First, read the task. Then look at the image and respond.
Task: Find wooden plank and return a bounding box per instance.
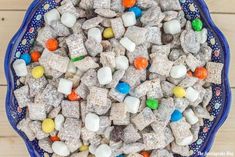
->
[211,14,235,86]
[0,11,26,85]
[0,0,32,10]
[206,0,235,13]
[0,86,17,136]
[0,0,234,13]
[0,137,29,157]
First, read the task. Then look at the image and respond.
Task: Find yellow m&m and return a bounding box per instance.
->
[42,118,55,133]
[32,66,44,79]
[103,28,114,39]
[173,86,186,98]
[79,145,89,151]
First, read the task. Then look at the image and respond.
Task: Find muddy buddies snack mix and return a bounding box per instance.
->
[13,0,224,156]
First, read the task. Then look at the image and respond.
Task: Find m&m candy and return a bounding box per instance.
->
[134,56,148,70]
[79,145,89,151]
[46,38,58,51]
[192,18,203,31]
[116,82,131,94]
[31,66,45,79]
[173,86,186,98]
[140,151,150,157]
[67,90,80,101]
[31,51,41,62]
[146,98,159,110]
[42,118,55,133]
[171,110,183,122]
[20,53,31,65]
[122,0,136,8]
[50,135,60,142]
[103,28,114,39]
[194,67,208,80]
[129,6,142,18]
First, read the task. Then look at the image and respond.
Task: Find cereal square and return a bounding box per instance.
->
[58,118,81,141]
[28,103,46,121]
[206,62,224,84]
[110,103,127,121]
[143,132,166,150]
[93,0,111,9]
[131,107,156,130]
[61,100,80,119]
[35,84,64,107]
[149,55,174,76]
[14,85,32,108]
[87,86,108,107]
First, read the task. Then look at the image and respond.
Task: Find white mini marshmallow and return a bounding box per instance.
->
[183,108,199,125]
[120,37,136,52]
[95,144,112,157]
[124,96,140,114]
[97,67,112,85]
[61,12,77,28]
[186,87,199,102]
[13,59,28,77]
[58,78,73,95]
[44,9,60,25]
[122,12,136,27]
[115,56,129,70]
[55,114,65,131]
[88,27,102,43]
[85,113,100,132]
[66,61,77,74]
[170,64,187,79]
[52,141,70,156]
[163,19,181,35]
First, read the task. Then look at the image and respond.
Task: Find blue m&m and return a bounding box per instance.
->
[128,6,142,18]
[116,154,125,157]
[171,109,183,122]
[20,53,31,65]
[115,82,131,94]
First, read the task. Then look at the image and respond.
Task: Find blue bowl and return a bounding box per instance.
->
[4,0,231,156]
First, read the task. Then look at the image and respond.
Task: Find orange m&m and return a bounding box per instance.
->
[122,0,136,8]
[50,135,60,142]
[46,38,58,51]
[194,67,208,80]
[140,151,150,157]
[31,51,41,62]
[134,56,148,70]
[68,90,80,101]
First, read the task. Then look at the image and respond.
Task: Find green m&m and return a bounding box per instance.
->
[146,98,159,110]
[192,18,203,31]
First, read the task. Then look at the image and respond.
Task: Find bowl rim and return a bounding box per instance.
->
[193,0,231,156]
[4,0,231,157]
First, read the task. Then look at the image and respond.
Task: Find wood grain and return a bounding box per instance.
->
[206,0,235,13]
[0,86,17,136]
[0,137,28,157]
[0,0,32,10]
[0,11,26,85]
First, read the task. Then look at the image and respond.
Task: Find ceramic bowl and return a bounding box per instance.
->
[4,0,231,156]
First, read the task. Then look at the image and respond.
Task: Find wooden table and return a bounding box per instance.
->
[0,0,234,156]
